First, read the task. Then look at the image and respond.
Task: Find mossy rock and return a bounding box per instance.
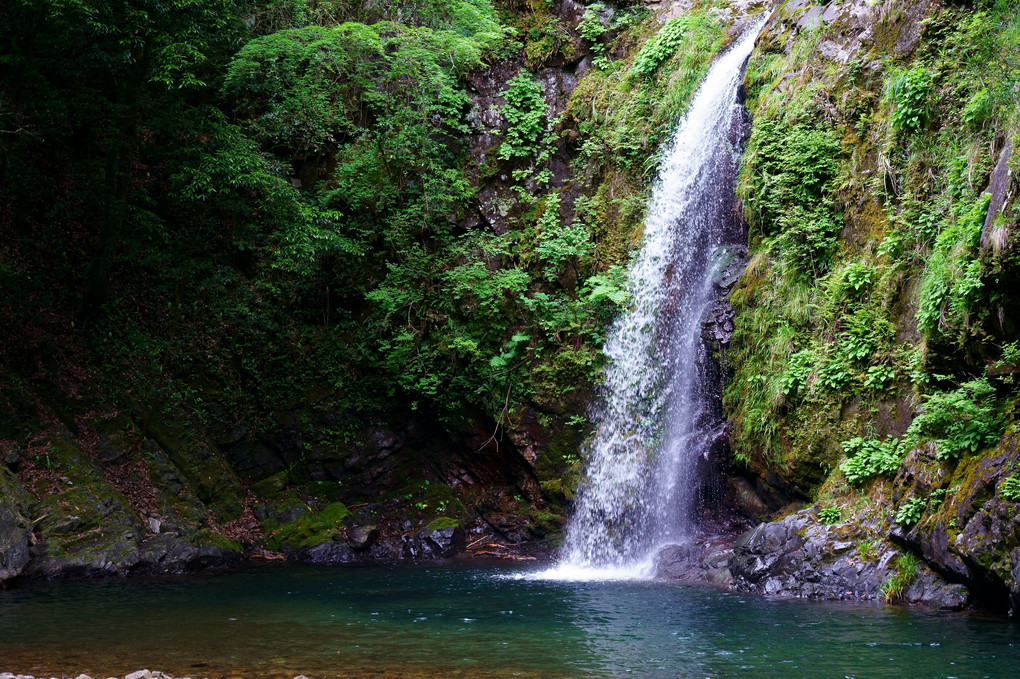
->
[265,501,352,551]
[252,471,289,498]
[143,405,245,520]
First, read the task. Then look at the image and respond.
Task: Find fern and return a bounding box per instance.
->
[631,17,691,78]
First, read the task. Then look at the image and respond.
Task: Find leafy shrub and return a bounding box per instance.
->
[817,358,853,391]
[864,364,897,391]
[840,436,905,484]
[895,497,926,526]
[498,73,549,161]
[579,4,608,46]
[839,310,890,362]
[534,194,593,281]
[818,506,842,524]
[773,206,842,279]
[631,17,690,78]
[994,341,1020,369]
[843,261,876,294]
[999,476,1020,501]
[905,377,1003,459]
[886,67,935,133]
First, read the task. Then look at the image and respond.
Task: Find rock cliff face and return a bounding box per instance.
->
[721,0,1020,615]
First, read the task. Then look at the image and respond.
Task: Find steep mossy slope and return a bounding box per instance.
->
[727,0,1020,613]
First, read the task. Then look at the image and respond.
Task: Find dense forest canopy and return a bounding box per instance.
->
[0,0,633,438]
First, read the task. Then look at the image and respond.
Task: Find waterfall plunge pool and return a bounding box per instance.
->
[1,562,1017,678]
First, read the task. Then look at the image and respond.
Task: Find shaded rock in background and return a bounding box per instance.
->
[0,467,31,581]
[420,525,467,558]
[349,524,378,551]
[300,540,355,564]
[655,535,735,588]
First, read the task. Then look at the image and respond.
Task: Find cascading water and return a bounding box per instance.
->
[544,18,765,579]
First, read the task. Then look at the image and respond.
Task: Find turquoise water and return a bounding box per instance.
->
[1,563,1017,678]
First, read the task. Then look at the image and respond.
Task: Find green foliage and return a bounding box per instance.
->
[881,552,918,603]
[498,73,550,162]
[840,436,905,484]
[906,378,1003,459]
[631,17,690,78]
[424,516,460,531]
[818,506,842,524]
[740,120,843,278]
[895,497,926,526]
[780,349,816,396]
[864,364,898,391]
[566,8,723,175]
[997,342,1020,368]
[916,194,991,341]
[838,310,892,362]
[224,25,384,153]
[841,261,877,295]
[725,0,1020,506]
[1000,476,1020,501]
[535,194,593,281]
[962,87,995,131]
[886,67,935,133]
[265,502,352,550]
[817,357,853,391]
[579,4,608,48]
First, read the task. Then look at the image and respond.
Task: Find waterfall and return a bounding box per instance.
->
[544,18,765,579]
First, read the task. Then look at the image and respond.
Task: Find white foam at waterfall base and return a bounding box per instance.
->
[515,557,656,582]
[534,17,767,583]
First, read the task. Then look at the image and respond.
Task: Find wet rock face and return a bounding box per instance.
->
[654,534,738,588]
[982,138,1014,249]
[728,509,969,610]
[1011,554,1020,618]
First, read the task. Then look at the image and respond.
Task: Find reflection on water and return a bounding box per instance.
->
[1,563,1018,678]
